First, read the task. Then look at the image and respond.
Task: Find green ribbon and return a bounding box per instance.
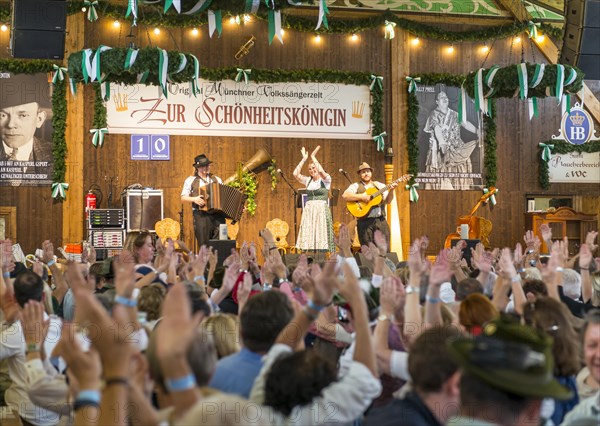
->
[91,45,111,83]
[159,49,169,97]
[458,84,467,126]
[208,10,222,38]
[373,131,386,152]
[538,143,554,162]
[484,65,500,95]
[315,0,329,30]
[81,49,93,83]
[528,97,538,120]
[517,63,528,100]
[561,94,571,115]
[183,0,213,15]
[69,77,77,97]
[189,54,200,96]
[235,68,252,85]
[370,75,383,91]
[124,48,138,70]
[530,64,545,88]
[137,70,149,84]
[83,1,98,22]
[482,187,498,206]
[126,0,138,26]
[564,67,577,87]
[527,21,540,39]
[405,76,420,93]
[405,183,419,203]
[90,128,108,147]
[268,10,283,45]
[164,0,181,13]
[245,0,260,13]
[101,81,111,101]
[384,21,396,39]
[51,182,69,200]
[52,64,67,85]
[474,68,487,115]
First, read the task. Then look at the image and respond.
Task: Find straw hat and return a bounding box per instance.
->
[356,162,372,173]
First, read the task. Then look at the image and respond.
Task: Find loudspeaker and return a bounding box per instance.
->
[561,0,600,80]
[11,0,66,59]
[450,239,481,269]
[10,29,65,59]
[206,240,236,267]
[12,0,67,31]
[123,190,164,232]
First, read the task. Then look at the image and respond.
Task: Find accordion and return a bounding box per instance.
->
[200,183,247,222]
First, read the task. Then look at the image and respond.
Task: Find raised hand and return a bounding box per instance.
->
[540,223,552,244]
[429,250,453,287]
[41,240,55,264]
[379,276,405,315]
[513,242,525,270]
[310,145,321,161]
[114,250,136,298]
[407,238,426,276]
[445,242,464,270]
[291,254,310,288]
[54,323,102,392]
[471,244,493,273]
[497,248,517,280]
[524,230,541,252]
[334,223,352,256]
[585,230,598,254]
[21,300,49,350]
[300,147,309,161]
[305,259,339,306]
[373,230,388,255]
[579,244,593,269]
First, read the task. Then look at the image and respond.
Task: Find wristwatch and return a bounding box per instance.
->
[405,285,419,294]
[377,313,395,322]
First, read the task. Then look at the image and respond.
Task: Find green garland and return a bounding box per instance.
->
[68,48,384,141]
[0,59,67,186]
[267,159,279,191]
[0,2,554,42]
[227,168,258,216]
[407,74,498,187]
[92,84,107,131]
[538,139,600,189]
[465,64,584,99]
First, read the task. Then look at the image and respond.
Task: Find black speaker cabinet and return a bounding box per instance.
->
[450,239,481,269]
[10,29,65,59]
[207,240,237,267]
[567,0,600,28]
[12,0,67,31]
[122,190,164,233]
[561,0,600,80]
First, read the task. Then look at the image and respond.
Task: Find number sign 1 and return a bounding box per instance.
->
[131,135,170,160]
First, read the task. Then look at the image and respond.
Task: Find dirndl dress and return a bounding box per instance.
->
[296,182,335,252]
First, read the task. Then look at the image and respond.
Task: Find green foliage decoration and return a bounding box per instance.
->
[227,167,258,216]
[0,59,68,186]
[267,159,279,191]
[538,139,600,189]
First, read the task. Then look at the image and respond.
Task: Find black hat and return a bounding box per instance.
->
[193,154,212,168]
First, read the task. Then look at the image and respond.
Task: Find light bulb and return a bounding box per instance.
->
[481,44,489,53]
[243,14,251,23]
[191,28,199,36]
[113,20,121,28]
[411,37,420,46]
[229,17,236,24]
[315,34,322,43]
[515,36,521,43]
[280,29,285,36]
[447,44,454,53]
[536,35,545,42]
[81,7,87,12]
[154,28,160,35]
[351,34,358,41]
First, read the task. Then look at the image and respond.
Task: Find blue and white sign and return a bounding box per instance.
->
[150,135,170,160]
[131,135,150,160]
[554,104,599,145]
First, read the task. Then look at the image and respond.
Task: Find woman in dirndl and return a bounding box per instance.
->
[293,146,335,253]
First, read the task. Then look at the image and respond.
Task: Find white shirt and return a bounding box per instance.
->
[2,139,34,161]
[0,314,63,426]
[299,175,331,190]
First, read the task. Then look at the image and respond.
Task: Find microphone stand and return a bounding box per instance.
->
[340,170,353,185]
[278,171,299,245]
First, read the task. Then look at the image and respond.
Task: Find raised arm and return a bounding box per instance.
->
[310,146,330,181]
[293,147,309,184]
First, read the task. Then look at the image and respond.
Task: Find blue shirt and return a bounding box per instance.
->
[209,348,263,398]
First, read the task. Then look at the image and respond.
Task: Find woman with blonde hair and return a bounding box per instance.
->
[201,313,241,359]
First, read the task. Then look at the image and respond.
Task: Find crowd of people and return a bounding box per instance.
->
[0,221,599,425]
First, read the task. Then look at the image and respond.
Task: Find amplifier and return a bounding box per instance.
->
[122,189,164,232]
[91,230,126,248]
[89,209,125,228]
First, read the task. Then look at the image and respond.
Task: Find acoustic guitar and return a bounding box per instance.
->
[346,174,412,218]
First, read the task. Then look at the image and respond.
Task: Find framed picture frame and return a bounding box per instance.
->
[0,207,16,241]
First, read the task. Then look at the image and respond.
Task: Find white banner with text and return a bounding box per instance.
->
[548,152,600,183]
[106,80,372,139]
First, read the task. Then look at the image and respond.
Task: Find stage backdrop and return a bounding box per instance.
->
[106,80,372,139]
[414,84,485,191]
[0,73,54,187]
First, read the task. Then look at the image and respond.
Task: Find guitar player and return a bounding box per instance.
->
[342,162,399,246]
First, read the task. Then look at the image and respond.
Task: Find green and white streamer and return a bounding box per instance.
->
[517,63,528,100]
[189,54,200,96]
[474,68,487,115]
[137,70,149,84]
[69,78,77,97]
[315,0,329,30]
[384,21,396,40]
[483,65,499,96]
[84,1,98,22]
[159,49,169,97]
[458,85,467,126]
[51,182,69,200]
[530,64,545,88]
[126,0,138,26]
[482,187,497,206]
[561,94,571,115]
[235,68,252,85]
[268,10,283,45]
[564,67,577,86]
[538,143,554,162]
[370,75,383,91]
[90,128,109,147]
[245,0,260,13]
[555,64,565,104]
[527,21,540,39]
[82,49,93,83]
[91,45,112,83]
[405,183,419,203]
[373,131,386,152]
[184,0,213,15]
[208,10,222,38]
[100,81,110,101]
[405,76,420,93]
[164,0,181,13]
[528,97,538,120]
[124,48,138,70]
[52,65,67,85]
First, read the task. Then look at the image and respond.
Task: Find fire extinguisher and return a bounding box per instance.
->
[85,190,97,219]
